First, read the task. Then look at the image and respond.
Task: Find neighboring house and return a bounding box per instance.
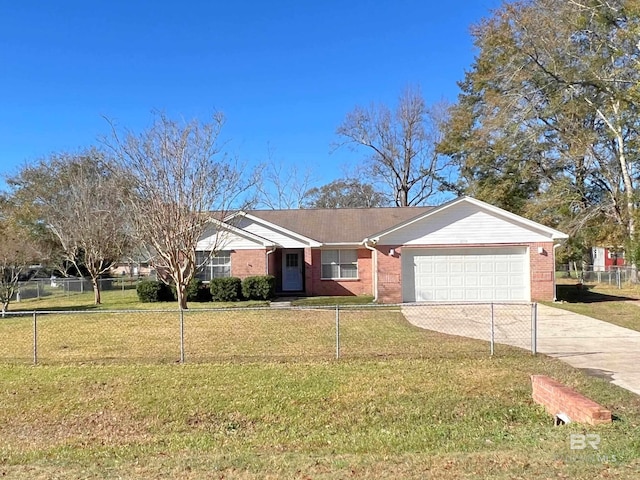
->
[196,196,568,303]
[592,247,625,272]
[110,250,154,277]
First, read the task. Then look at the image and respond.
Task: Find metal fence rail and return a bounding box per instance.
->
[556,265,636,288]
[10,277,144,301]
[0,303,538,365]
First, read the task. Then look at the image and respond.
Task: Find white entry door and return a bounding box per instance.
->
[402,247,529,302]
[282,250,303,291]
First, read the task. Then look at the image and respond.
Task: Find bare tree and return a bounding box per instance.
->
[0,198,44,315]
[254,145,316,209]
[104,111,256,309]
[8,150,131,304]
[336,87,451,206]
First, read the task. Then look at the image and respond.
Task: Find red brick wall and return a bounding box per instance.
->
[529,242,555,301]
[531,375,611,425]
[230,249,267,279]
[306,248,373,297]
[376,245,403,303]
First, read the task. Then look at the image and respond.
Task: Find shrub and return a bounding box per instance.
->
[136,280,175,303]
[210,277,242,302]
[242,275,276,300]
[189,278,212,302]
[171,278,212,302]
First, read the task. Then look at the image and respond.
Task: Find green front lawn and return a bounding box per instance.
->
[2,355,639,479]
[550,283,640,332]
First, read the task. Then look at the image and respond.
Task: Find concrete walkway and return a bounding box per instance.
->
[403,303,640,395]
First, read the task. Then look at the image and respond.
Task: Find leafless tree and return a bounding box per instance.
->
[336,87,451,206]
[0,198,44,315]
[104,111,257,309]
[254,144,316,209]
[7,150,131,305]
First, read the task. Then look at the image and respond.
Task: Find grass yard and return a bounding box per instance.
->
[1,356,639,479]
[551,281,640,332]
[1,286,639,478]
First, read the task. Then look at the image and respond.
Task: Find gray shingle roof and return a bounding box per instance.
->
[248,207,433,244]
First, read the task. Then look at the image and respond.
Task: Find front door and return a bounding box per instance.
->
[282,250,303,291]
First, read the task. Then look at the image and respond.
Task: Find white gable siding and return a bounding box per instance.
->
[236,217,311,248]
[381,203,552,245]
[197,227,266,251]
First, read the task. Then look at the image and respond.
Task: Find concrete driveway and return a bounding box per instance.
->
[403,303,640,395]
[535,304,640,395]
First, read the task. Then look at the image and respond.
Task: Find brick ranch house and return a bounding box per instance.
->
[196,196,568,303]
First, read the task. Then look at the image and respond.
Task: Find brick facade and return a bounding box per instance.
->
[230,249,268,279]
[306,248,373,297]
[376,245,403,303]
[529,241,556,301]
[228,242,558,303]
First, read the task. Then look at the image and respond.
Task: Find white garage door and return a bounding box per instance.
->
[402,247,529,302]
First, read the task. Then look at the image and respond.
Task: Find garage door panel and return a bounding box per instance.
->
[403,247,529,302]
[434,263,448,274]
[450,263,464,274]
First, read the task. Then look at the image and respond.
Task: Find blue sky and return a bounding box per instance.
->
[0,0,502,191]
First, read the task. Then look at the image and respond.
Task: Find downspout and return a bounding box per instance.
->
[363,239,378,302]
[265,246,277,275]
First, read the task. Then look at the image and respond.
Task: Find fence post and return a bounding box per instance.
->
[179,309,185,364]
[490,303,495,356]
[531,303,538,355]
[335,305,340,359]
[33,311,38,365]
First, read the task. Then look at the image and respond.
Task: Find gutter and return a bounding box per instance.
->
[363,238,378,302]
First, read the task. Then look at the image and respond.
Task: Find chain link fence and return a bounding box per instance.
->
[9,277,145,302]
[556,265,636,288]
[0,303,538,365]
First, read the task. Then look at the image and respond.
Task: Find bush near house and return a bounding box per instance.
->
[190,278,213,302]
[136,280,174,303]
[170,278,212,303]
[242,275,275,300]
[210,277,242,302]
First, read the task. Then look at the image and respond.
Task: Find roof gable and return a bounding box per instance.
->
[370,197,568,244]
[197,218,277,250]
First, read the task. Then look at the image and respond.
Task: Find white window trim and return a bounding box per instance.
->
[196,250,231,281]
[321,249,359,280]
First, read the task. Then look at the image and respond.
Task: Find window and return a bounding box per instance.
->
[196,250,231,281]
[321,249,358,279]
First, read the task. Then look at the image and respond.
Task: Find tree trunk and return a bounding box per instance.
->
[92,277,101,305]
[176,283,188,310]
